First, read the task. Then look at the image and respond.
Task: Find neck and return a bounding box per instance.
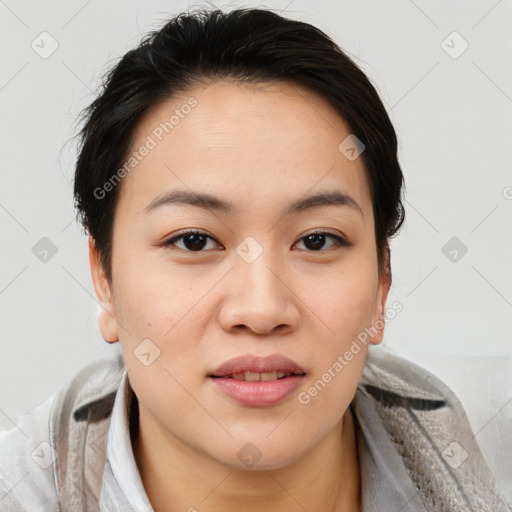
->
[132,403,361,512]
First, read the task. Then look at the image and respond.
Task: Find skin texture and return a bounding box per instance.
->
[89,79,391,512]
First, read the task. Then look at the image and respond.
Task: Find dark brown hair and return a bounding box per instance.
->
[73,7,405,281]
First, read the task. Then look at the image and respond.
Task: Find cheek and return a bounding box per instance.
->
[297,262,377,402]
[110,254,211,386]
[112,257,197,338]
[304,263,378,343]
[297,288,372,430]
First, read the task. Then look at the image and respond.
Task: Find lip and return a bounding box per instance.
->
[208,354,306,407]
[209,354,306,377]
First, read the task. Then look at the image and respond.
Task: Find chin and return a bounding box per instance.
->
[210,438,308,472]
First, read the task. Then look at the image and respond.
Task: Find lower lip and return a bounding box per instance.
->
[208,375,305,407]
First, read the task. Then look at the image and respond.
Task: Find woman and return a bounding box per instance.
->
[0,7,508,512]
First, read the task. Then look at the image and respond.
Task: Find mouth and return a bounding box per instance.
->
[208,353,306,378]
[208,354,306,407]
[209,370,305,381]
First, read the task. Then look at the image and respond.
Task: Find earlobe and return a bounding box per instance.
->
[370,249,392,345]
[370,310,386,345]
[88,237,119,343]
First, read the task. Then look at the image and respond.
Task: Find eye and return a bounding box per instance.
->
[293,231,350,252]
[163,230,220,252]
[162,230,349,253]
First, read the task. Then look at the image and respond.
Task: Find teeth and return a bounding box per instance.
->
[228,371,292,381]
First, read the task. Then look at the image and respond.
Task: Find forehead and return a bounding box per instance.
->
[118,79,372,218]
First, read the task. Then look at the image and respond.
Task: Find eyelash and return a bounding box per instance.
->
[162,229,350,252]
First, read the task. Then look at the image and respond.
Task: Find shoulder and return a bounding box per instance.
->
[0,351,125,511]
[359,344,511,511]
[0,393,60,511]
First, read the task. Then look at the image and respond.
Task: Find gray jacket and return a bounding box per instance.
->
[0,345,509,511]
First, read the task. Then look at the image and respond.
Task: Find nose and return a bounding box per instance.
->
[217,249,300,336]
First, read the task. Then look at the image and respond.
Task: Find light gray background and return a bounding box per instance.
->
[1,0,511,504]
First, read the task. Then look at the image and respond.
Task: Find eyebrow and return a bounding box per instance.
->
[144,189,363,218]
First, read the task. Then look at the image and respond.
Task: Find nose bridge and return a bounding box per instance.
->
[218,235,299,333]
[234,235,284,302]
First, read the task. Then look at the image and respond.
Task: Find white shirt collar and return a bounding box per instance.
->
[104,370,154,511]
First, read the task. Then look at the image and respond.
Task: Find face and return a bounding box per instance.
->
[90,79,390,470]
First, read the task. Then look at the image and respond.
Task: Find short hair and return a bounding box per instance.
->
[73,7,405,282]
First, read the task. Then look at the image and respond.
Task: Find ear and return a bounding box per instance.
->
[89,236,119,343]
[369,247,391,345]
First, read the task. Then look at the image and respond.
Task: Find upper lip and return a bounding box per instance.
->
[209,354,306,377]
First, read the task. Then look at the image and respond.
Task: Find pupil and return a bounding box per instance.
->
[305,234,325,251]
[185,233,207,251]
